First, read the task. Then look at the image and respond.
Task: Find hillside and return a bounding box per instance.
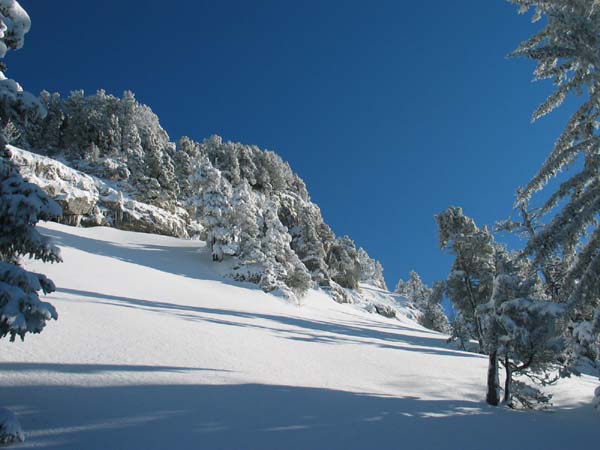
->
[0,222,597,450]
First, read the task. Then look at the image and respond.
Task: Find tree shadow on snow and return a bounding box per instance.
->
[59,288,482,360]
[0,362,229,375]
[3,381,597,450]
[40,227,254,289]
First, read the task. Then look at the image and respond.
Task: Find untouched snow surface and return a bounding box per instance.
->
[0,222,598,449]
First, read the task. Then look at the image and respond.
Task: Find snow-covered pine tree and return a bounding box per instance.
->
[438,208,566,406]
[436,206,496,352]
[326,236,361,290]
[448,311,472,351]
[395,271,430,311]
[290,205,330,287]
[202,135,241,185]
[231,179,265,267]
[395,272,449,333]
[508,0,600,381]
[191,156,236,262]
[0,0,61,343]
[0,142,62,341]
[174,136,200,200]
[0,7,62,442]
[259,200,312,299]
[478,249,566,408]
[35,91,64,154]
[421,281,451,334]
[357,247,387,290]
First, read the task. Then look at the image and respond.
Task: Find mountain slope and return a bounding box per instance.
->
[0,223,597,450]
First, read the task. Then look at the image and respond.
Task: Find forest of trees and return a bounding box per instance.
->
[1,86,387,302]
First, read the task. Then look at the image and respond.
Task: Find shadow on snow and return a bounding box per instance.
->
[61,287,482,360]
[3,381,597,450]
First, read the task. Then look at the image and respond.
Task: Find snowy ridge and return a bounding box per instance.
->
[7,146,404,315]
[0,222,597,450]
[8,146,190,237]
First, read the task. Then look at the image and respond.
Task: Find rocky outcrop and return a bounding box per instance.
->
[374,304,397,319]
[8,146,190,238]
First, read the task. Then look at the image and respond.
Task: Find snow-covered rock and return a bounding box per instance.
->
[7,146,190,237]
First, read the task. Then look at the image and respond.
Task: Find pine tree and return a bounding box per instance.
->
[478,250,566,408]
[0,143,62,341]
[395,271,430,310]
[438,207,566,406]
[0,4,62,442]
[231,179,265,265]
[326,236,361,290]
[0,0,61,344]
[396,272,449,333]
[174,136,200,200]
[290,205,330,286]
[259,200,312,298]
[357,247,387,290]
[191,156,236,262]
[26,90,64,153]
[436,206,496,352]
[508,0,600,386]
[421,281,451,333]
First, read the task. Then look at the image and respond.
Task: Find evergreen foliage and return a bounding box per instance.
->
[0,0,62,344]
[437,206,566,407]
[6,87,387,301]
[395,272,449,333]
[507,0,600,395]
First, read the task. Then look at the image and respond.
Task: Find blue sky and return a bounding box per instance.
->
[12,1,570,290]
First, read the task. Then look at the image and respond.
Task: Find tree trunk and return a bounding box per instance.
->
[486,350,500,406]
[464,275,485,353]
[503,354,512,406]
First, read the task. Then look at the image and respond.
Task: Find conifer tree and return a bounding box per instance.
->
[326,236,361,290]
[259,200,312,297]
[357,247,387,290]
[231,179,265,265]
[508,0,600,380]
[0,0,61,342]
[191,156,236,262]
[290,205,330,286]
[0,3,63,442]
[396,272,449,333]
[438,207,566,406]
[421,281,451,334]
[436,207,496,351]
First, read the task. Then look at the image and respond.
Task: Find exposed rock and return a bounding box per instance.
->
[324,281,352,304]
[374,304,397,319]
[8,146,189,238]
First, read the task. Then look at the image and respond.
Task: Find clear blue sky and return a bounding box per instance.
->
[12,0,570,290]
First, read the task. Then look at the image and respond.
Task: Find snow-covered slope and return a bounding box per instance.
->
[0,223,598,450]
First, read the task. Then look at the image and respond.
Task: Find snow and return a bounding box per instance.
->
[0,0,31,56]
[0,222,598,449]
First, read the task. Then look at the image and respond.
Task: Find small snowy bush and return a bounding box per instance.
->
[0,408,24,444]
